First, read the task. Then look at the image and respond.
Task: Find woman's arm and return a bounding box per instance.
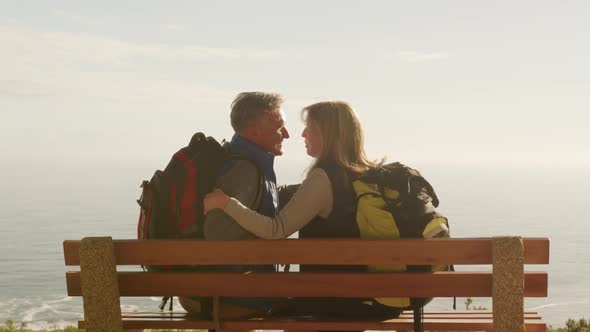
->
[223,168,333,239]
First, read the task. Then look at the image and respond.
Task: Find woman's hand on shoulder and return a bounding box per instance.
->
[203,188,231,214]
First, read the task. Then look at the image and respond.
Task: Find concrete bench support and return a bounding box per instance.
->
[80,237,123,332]
[493,236,524,332]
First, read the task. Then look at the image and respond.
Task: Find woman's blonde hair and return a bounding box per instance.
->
[303,101,380,174]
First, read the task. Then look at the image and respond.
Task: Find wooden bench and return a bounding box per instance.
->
[63,237,549,331]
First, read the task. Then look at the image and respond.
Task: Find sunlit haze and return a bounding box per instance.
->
[2,1,589,178]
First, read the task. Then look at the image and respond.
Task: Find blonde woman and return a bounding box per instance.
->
[204,101,402,318]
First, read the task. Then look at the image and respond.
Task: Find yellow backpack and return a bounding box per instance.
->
[352,162,451,309]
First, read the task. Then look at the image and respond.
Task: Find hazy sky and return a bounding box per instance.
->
[2,1,589,174]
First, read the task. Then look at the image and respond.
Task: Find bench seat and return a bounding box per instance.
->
[77,310,547,331]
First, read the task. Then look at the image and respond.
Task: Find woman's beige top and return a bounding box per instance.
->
[223,168,333,239]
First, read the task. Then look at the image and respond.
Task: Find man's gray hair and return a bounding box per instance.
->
[230,92,284,133]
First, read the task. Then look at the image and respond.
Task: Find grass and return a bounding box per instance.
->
[0,320,205,332]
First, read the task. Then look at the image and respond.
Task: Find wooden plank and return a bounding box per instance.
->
[66,271,548,297]
[64,238,550,266]
[402,311,541,317]
[524,237,550,264]
[119,311,543,320]
[79,317,547,332]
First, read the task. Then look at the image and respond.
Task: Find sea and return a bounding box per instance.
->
[1,159,588,329]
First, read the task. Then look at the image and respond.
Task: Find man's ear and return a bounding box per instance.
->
[241,123,260,141]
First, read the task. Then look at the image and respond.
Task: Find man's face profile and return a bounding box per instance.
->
[253,111,290,156]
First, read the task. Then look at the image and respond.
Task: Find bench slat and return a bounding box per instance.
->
[66,271,548,297]
[119,311,543,320]
[63,238,549,266]
[79,317,547,332]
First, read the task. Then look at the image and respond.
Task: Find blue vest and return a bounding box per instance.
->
[218,134,278,312]
[226,134,279,218]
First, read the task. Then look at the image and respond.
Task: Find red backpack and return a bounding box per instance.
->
[137,132,265,311]
[137,132,229,242]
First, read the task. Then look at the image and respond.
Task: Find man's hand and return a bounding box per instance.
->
[203,188,231,214]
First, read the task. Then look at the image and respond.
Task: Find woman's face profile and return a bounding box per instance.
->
[302,119,322,158]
